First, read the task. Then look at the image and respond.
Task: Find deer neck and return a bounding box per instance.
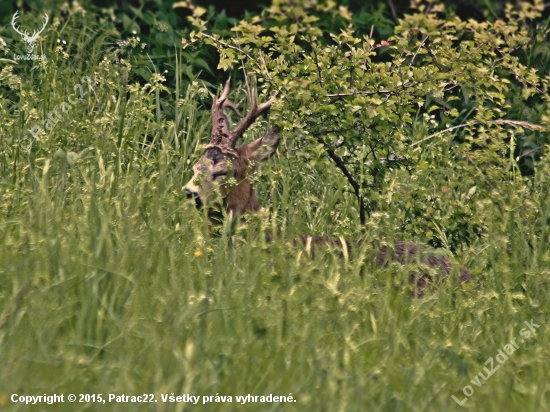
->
[227,179,259,216]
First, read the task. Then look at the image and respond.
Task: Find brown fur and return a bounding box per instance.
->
[294,235,472,296]
[226,149,260,215]
[184,82,472,296]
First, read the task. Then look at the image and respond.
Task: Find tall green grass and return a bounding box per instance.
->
[1,5,550,412]
[1,159,550,411]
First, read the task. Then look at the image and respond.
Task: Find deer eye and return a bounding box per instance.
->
[212,171,227,179]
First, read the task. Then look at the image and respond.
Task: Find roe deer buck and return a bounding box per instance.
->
[183,80,471,295]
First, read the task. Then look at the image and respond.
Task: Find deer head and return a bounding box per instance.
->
[183,80,279,223]
[11,11,49,55]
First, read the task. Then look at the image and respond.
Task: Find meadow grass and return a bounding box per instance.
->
[1,6,550,412]
[1,157,549,412]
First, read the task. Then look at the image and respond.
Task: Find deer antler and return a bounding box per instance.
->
[210,79,277,147]
[11,11,27,37]
[210,79,243,146]
[11,12,48,40]
[228,85,277,147]
[31,14,49,39]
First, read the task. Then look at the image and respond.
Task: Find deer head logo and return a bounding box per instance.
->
[11,11,49,55]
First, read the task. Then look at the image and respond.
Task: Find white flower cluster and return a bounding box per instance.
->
[117,36,146,50]
[0,37,8,53]
[54,39,69,59]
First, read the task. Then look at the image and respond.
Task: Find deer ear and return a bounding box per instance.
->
[242,126,280,162]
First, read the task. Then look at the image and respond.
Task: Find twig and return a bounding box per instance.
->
[327,90,393,98]
[468,154,498,191]
[313,134,366,224]
[411,120,548,148]
[410,35,429,67]
[411,123,472,147]
[493,119,547,131]
[387,0,398,21]
[200,33,263,72]
[306,33,323,87]
[326,81,423,98]
[518,145,545,159]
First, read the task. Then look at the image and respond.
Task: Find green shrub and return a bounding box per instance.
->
[187,0,550,248]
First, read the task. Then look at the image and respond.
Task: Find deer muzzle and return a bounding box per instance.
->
[185,188,203,209]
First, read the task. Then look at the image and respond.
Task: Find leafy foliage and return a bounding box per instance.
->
[187,0,550,243]
[1,1,550,411]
